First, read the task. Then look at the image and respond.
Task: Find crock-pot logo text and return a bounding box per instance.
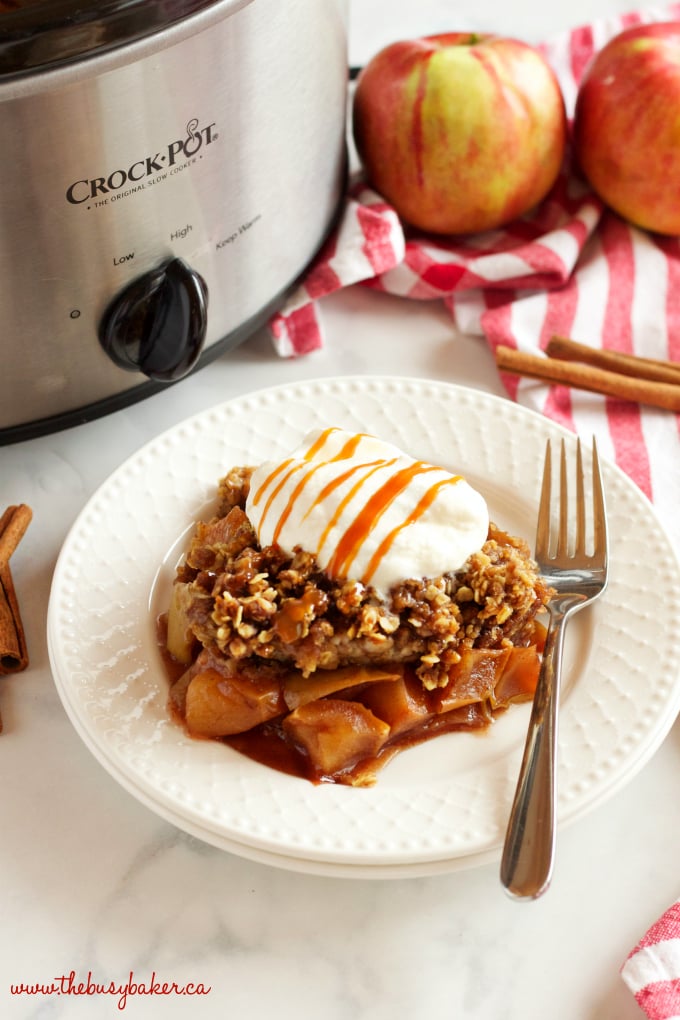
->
[65,118,217,205]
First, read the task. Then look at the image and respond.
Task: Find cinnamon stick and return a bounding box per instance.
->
[548,335,680,385]
[0,567,25,673]
[0,504,33,676]
[495,345,680,412]
[0,504,32,568]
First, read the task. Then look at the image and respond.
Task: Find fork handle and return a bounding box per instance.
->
[500,603,570,899]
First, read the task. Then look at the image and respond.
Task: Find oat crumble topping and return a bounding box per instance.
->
[175,466,551,691]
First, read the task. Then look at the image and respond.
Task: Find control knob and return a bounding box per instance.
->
[98,257,208,382]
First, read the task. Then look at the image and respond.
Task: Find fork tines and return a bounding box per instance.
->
[537,437,608,566]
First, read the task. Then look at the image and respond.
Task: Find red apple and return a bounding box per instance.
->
[352,33,567,236]
[573,22,680,235]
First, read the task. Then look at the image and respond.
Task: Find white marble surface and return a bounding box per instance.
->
[2,2,680,1018]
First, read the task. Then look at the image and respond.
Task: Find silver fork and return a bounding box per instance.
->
[500,437,609,900]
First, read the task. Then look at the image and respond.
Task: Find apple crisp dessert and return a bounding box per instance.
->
[162,428,550,786]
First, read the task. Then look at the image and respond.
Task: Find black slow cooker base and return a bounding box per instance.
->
[0,284,290,447]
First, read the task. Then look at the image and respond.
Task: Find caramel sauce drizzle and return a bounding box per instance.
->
[251,427,464,587]
[270,431,371,546]
[362,475,461,586]
[325,461,441,581]
[314,459,397,568]
[251,428,338,531]
[251,459,289,507]
[253,429,367,540]
[254,459,296,529]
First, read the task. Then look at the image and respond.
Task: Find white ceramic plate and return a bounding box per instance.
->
[47,376,680,878]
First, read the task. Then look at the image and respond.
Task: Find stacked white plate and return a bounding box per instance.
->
[47,377,680,878]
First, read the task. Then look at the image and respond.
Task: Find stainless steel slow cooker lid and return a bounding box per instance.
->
[0,0,227,75]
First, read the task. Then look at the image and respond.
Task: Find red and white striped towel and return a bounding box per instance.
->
[268,4,680,560]
[621,900,680,1019]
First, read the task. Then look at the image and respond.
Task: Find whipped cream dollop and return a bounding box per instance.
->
[245,427,489,598]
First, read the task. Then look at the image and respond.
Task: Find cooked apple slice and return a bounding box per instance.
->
[185,668,285,737]
[282,664,402,710]
[356,674,433,737]
[490,646,540,707]
[166,582,196,664]
[433,649,511,713]
[282,699,389,778]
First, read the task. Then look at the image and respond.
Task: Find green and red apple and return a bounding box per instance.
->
[352,33,567,235]
[573,22,680,235]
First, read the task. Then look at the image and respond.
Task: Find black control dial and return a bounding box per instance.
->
[98,257,209,382]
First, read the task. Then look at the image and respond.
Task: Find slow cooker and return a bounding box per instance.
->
[0,0,349,443]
